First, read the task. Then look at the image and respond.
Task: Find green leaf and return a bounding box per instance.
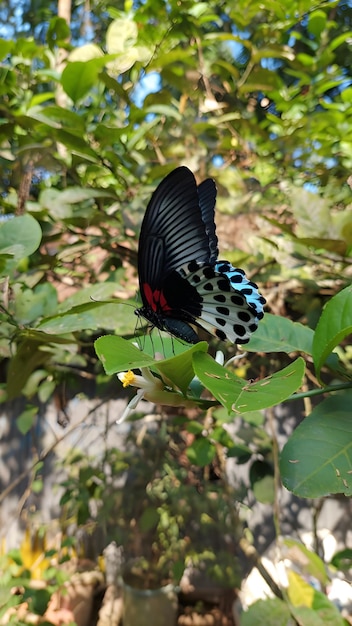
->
[61,57,108,102]
[55,283,128,312]
[238,67,282,92]
[330,548,352,571]
[249,461,275,504]
[156,342,208,394]
[307,10,327,38]
[139,507,159,532]
[27,105,86,131]
[328,31,352,52]
[246,313,313,354]
[7,339,51,400]
[313,285,352,381]
[296,237,347,255]
[16,406,38,435]
[14,283,58,324]
[38,185,115,219]
[37,301,135,335]
[240,598,294,626]
[95,335,208,395]
[0,215,42,275]
[186,420,205,435]
[134,335,190,360]
[192,353,305,413]
[94,335,154,374]
[0,38,13,60]
[186,437,216,467]
[280,392,352,497]
[192,352,244,411]
[46,16,71,49]
[296,52,315,66]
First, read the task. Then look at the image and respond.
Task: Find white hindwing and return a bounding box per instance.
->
[177,260,265,344]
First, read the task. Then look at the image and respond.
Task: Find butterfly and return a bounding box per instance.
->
[135,166,266,344]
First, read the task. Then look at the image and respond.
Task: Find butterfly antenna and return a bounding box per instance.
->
[135,308,150,349]
[155,327,167,359]
[90,295,136,308]
[150,328,158,357]
[170,334,176,357]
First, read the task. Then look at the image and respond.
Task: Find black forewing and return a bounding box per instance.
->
[197,178,218,264]
[138,167,213,297]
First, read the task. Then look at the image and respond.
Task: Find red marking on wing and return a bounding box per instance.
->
[143,283,172,313]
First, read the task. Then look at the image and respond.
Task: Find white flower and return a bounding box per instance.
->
[117,367,195,424]
[117,367,163,424]
[118,367,162,392]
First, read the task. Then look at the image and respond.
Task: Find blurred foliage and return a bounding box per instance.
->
[1,0,351,403]
[1,0,352,622]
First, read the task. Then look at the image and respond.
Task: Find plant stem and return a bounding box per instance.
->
[238,537,283,600]
[288,382,352,401]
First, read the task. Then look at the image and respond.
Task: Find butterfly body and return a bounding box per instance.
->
[136,167,265,344]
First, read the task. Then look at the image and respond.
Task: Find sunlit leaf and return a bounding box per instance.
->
[283,539,329,585]
[68,43,104,62]
[192,352,305,413]
[287,571,345,626]
[106,19,138,53]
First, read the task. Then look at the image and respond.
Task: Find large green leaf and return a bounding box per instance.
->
[280,393,352,497]
[246,313,313,355]
[192,352,305,413]
[313,285,352,381]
